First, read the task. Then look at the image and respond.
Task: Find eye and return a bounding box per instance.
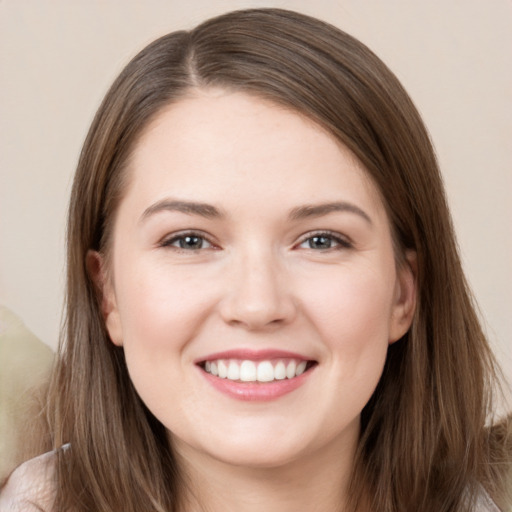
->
[297,231,352,251]
[161,232,215,251]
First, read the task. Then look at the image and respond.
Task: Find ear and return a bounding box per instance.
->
[389,250,417,344]
[86,250,124,346]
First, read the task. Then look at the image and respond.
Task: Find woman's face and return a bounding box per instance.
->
[95,89,415,470]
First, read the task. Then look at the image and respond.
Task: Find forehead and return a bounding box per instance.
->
[122,89,387,222]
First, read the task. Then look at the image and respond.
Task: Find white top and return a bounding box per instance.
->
[0,451,56,511]
[0,451,503,511]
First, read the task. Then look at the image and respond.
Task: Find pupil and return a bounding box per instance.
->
[180,236,202,249]
[310,236,331,249]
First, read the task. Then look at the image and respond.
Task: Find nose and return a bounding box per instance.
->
[219,250,297,331]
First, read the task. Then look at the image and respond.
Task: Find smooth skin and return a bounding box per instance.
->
[89,89,416,511]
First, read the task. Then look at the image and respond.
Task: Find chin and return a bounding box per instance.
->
[169,419,315,470]
[204,438,309,470]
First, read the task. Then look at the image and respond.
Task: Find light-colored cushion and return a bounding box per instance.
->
[0,306,54,482]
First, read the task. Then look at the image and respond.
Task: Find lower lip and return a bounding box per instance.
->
[199,366,315,401]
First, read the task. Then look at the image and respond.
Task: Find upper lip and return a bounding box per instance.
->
[195,349,315,364]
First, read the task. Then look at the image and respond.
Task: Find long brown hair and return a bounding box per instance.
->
[45,8,510,511]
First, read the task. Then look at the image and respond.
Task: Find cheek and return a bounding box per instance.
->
[115,259,215,348]
[311,270,394,417]
[112,264,210,427]
[111,260,224,412]
[305,265,395,343]
[300,263,395,393]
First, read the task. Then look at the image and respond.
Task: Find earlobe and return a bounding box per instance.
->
[86,250,124,346]
[389,250,417,344]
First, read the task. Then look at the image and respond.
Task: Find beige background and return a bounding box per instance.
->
[1,1,511,390]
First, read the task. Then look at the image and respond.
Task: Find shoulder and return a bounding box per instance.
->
[0,450,56,512]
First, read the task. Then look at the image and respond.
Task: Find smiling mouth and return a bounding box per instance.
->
[198,358,317,383]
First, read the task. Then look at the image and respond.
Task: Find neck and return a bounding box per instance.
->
[172,421,362,512]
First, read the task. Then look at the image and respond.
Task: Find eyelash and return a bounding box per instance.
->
[296,231,353,251]
[160,230,352,252]
[159,231,217,251]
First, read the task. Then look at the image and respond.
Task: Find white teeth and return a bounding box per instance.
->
[203,358,311,382]
[240,360,257,382]
[286,360,296,379]
[274,361,286,380]
[256,361,274,382]
[218,360,228,378]
[296,361,307,376]
[227,361,240,380]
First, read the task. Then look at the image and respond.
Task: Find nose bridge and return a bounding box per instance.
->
[220,242,295,329]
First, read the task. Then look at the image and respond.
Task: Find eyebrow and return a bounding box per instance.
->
[140,198,372,225]
[289,202,372,224]
[140,199,223,222]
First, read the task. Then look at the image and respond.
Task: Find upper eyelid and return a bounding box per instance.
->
[158,229,352,248]
[295,230,352,245]
[159,230,217,247]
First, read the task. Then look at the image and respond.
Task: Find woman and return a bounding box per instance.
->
[1,8,510,512]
